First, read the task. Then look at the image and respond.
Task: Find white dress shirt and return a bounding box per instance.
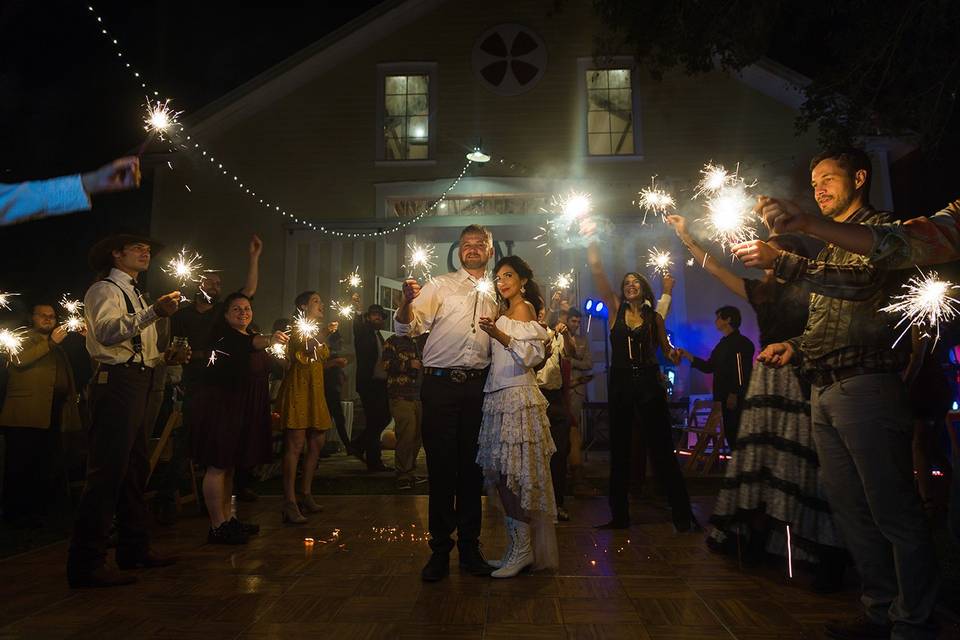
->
[85,268,162,367]
[394,268,498,369]
[536,329,564,391]
[484,316,547,393]
[0,175,90,226]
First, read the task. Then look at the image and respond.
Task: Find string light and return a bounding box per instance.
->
[85,4,476,239]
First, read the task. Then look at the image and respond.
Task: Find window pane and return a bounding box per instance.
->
[408,116,428,141]
[587,90,611,112]
[609,110,632,133]
[407,94,428,116]
[385,95,406,117]
[608,68,631,89]
[587,111,610,134]
[586,70,608,90]
[407,142,429,159]
[385,75,407,95]
[588,133,611,155]
[613,131,634,155]
[385,136,406,160]
[407,74,429,94]
[609,89,631,111]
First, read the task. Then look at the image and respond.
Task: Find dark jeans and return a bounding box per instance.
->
[354,380,391,466]
[721,405,743,447]
[811,373,938,637]
[325,388,348,449]
[420,373,486,553]
[542,388,569,509]
[68,365,154,576]
[2,424,60,521]
[608,371,692,527]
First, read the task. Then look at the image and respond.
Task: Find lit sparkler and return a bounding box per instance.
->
[634,176,676,223]
[162,248,205,287]
[403,243,436,280]
[881,270,960,347]
[647,248,673,277]
[0,292,20,311]
[206,338,229,367]
[534,190,594,255]
[142,98,182,141]
[700,182,758,249]
[64,316,85,333]
[59,295,83,317]
[266,342,287,359]
[686,258,695,267]
[330,301,356,319]
[552,270,575,291]
[340,267,362,290]
[693,162,735,199]
[292,310,320,342]
[0,327,27,362]
[471,274,497,333]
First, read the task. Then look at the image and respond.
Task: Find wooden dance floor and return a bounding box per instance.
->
[0,495,864,639]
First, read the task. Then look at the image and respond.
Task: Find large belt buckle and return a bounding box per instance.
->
[450,369,467,384]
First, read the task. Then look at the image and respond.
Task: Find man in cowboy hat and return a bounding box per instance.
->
[66,232,184,588]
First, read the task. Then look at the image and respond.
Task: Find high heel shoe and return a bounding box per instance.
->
[298,494,323,513]
[281,501,307,524]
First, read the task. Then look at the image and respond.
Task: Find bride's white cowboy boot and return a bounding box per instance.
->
[488,515,515,569]
[491,517,533,578]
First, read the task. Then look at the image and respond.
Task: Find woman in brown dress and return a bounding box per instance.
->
[191,292,288,544]
[276,291,334,524]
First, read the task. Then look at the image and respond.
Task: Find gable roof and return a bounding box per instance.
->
[188,0,810,137]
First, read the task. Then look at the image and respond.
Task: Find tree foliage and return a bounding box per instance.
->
[591,0,960,152]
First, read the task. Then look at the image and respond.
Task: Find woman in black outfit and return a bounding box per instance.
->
[587,242,696,531]
[190,292,288,544]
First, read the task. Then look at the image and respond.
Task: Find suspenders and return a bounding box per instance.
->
[101,278,145,368]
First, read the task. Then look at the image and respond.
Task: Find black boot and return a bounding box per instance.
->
[812,546,847,594]
[458,544,494,576]
[421,551,450,582]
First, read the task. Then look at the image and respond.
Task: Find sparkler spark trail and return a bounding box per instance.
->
[266,342,287,359]
[340,267,362,290]
[330,301,356,319]
[647,248,673,277]
[699,182,758,250]
[64,316,85,333]
[552,270,575,291]
[142,98,182,140]
[634,176,676,224]
[60,295,83,317]
[206,338,229,368]
[0,327,27,362]
[881,270,960,347]
[534,190,594,255]
[292,310,320,342]
[0,292,20,311]
[474,275,496,300]
[162,248,205,287]
[693,162,735,199]
[403,244,436,280]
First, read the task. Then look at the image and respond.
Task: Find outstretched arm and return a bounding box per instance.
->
[586,241,620,325]
[667,215,746,299]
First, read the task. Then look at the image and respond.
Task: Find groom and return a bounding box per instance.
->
[394,224,499,582]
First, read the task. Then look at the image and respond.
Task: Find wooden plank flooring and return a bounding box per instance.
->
[0,496,865,639]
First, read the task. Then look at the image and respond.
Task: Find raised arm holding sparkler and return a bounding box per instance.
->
[667,215,747,299]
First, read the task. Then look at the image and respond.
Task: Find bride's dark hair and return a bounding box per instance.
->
[492,255,543,316]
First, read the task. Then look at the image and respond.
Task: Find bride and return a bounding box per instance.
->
[476,255,559,578]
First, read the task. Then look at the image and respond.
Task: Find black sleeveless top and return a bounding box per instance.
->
[610,301,660,369]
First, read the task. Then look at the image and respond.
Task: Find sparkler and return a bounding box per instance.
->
[64,316,85,333]
[881,270,960,347]
[0,327,27,362]
[142,98,182,141]
[686,258,695,267]
[700,182,758,250]
[786,524,794,579]
[162,248,205,287]
[403,243,436,280]
[59,295,83,317]
[634,176,676,224]
[0,292,20,311]
[646,248,673,277]
[552,270,575,291]
[292,310,320,342]
[471,274,497,333]
[266,342,287,359]
[534,190,594,255]
[330,301,356,319]
[206,343,229,367]
[340,267,362,290]
[693,162,735,199]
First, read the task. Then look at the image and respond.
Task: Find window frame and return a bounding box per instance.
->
[577,57,644,161]
[376,62,439,166]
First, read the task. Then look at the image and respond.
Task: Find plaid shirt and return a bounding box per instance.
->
[382,333,427,400]
[867,199,960,269]
[775,206,910,375]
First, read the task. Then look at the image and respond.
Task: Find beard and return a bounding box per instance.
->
[819,191,855,219]
[461,254,488,270]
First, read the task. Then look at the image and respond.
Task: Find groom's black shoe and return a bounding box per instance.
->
[421,552,450,582]
[458,545,494,577]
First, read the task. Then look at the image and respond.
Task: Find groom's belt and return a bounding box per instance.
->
[423,367,488,383]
